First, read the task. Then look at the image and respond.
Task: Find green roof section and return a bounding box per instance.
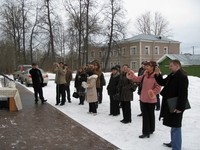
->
[157,54,200,66]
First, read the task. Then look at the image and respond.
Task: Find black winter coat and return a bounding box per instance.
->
[29,68,43,87]
[155,69,189,127]
[107,73,120,96]
[118,72,137,102]
[74,72,87,96]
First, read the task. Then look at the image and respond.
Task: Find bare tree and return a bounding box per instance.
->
[45,0,55,61]
[135,11,171,36]
[17,0,32,63]
[0,0,21,65]
[63,0,100,67]
[29,5,40,63]
[63,0,82,67]
[0,0,34,66]
[101,0,126,71]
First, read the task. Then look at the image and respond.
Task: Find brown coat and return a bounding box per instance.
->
[65,69,72,86]
[94,69,102,88]
[85,74,98,103]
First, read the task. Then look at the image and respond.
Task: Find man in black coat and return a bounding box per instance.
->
[29,63,47,104]
[154,59,189,150]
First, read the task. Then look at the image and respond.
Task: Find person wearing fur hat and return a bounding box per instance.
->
[127,61,161,139]
[107,66,120,116]
[82,70,98,115]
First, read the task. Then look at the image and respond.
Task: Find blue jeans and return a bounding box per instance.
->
[171,127,182,150]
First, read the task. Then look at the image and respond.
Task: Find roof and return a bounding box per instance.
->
[157,54,200,66]
[121,34,180,43]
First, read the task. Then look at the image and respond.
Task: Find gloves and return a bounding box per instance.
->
[82,81,88,88]
[148,89,156,99]
[126,70,135,79]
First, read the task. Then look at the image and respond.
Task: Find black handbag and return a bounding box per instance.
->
[167,97,191,113]
[72,92,79,98]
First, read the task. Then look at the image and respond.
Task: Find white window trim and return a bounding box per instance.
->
[130,46,137,55]
[121,48,126,56]
[155,46,160,55]
[130,61,137,69]
[91,51,95,58]
[164,47,168,54]
[145,46,150,55]
[99,51,102,58]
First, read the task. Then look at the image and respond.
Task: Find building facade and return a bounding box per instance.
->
[89,34,180,71]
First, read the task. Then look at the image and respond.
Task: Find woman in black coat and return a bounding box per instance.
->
[74,67,87,105]
[154,59,189,150]
[118,64,137,124]
[107,66,120,116]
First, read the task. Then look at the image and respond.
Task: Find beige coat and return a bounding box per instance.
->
[54,67,66,84]
[85,74,98,103]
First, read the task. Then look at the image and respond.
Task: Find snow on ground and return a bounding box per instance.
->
[13,73,200,150]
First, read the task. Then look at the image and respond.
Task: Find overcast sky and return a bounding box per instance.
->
[124,0,200,54]
[1,0,199,54]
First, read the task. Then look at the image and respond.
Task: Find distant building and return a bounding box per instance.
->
[157,54,200,77]
[88,34,180,71]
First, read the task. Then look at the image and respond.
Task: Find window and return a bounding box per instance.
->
[130,61,137,69]
[117,49,121,57]
[121,48,126,56]
[91,51,95,58]
[110,51,113,57]
[130,46,137,55]
[145,46,150,55]
[113,50,117,57]
[164,47,168,54]
[155,46,159,55]
[98,51,101,58]
[101,62,105,69]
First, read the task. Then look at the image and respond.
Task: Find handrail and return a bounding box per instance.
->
[0,74,14,87]
[0,74,14,81]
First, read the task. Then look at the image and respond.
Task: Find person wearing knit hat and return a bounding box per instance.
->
[115,65,121,73]
[111,66,118,71]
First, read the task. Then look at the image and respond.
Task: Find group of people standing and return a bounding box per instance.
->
[30,59,189,150]
[74,60,106,115]
[82,59,189,150]
[127,59,189,150]
[107,64,137,124]
[53,62,72,106]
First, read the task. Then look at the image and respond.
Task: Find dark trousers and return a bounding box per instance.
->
[121,101,131,122]
[65,85,71,102]
[110,95,120,115]
[56,84,66,104]
[139,100,143,114]
[89,102,97,113]
[79,96,85,104]
[33,85,44,101]
[97,87,103,103]
[141,102,156,135]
